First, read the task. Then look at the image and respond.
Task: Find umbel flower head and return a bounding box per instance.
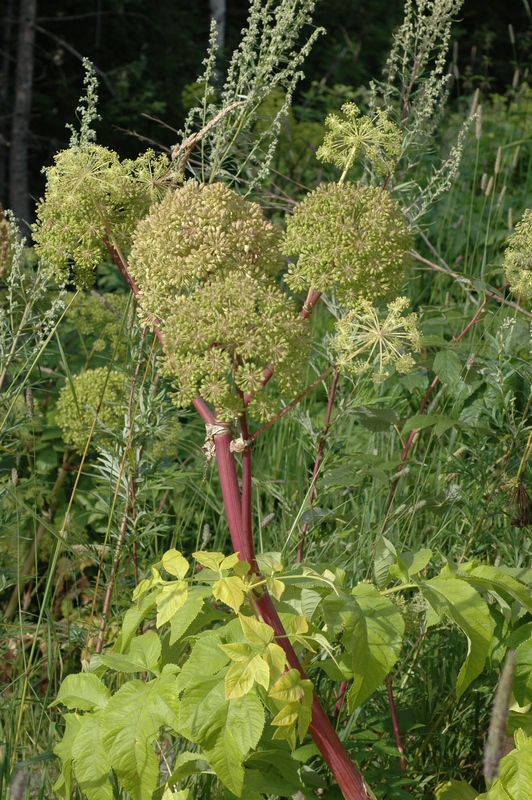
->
[33,145,173,288]
[317,102,403,178]
[283,182,413,306]
[334,296,422,381]
[129,182,310,422]
[56,367,125,452]
[503,208,532,299]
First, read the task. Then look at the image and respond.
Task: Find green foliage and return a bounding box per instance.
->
[504,208,532,300]
[283,182,413,304]
[56,367,126,452]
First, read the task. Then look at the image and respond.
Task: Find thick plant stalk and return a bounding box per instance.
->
[214,430,370,800]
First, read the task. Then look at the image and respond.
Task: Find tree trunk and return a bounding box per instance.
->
[9,0,37,229]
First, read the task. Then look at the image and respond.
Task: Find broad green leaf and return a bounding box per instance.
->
[116,591,158,653]
[193,551,226,570]
[347,584,404,711]
[51,673,110,711]
[264,642,288,683]
[53,713,82,798]
[435,778,479,799]
[212,575,247,611]
[203,728,245,796]
[401,414,441,435]
[322,593,360,636]
[156,581,188,627]
[269,669,305,702]
[169,586,207,645]
[99,632,161,675]
[271,702,299,728]
[515,640,532,705]
[227,691,265,755]
[162,789,192,800]
[420,577,493,698]
[433,349,462,384]
[479,730,532,799]
[239,614,274,647]
[390,548,432,583]
[373,536,397,589]
[162,549,189,579]
[99,675,180,800]
[266,575,285,600]
[221,552,243,571]
[176,633,229,692]
[71,714,112,800]
[352,405,399,432]
[166,751,212,783]
[225,654,270,698]
[459,564,532,614]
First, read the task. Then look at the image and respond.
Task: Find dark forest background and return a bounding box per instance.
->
[1,0,530,231]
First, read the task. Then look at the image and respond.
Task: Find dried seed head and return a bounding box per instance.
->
[509,482,532,528]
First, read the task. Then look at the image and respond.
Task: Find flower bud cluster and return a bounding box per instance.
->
[283,182,413,305]
[33,145,172,288]
[128,182,310,421]
[503,208,532,299]
[56,367,126,452]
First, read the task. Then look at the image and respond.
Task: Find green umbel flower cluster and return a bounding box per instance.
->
[33,145,173,288]
[56,368,125,452]
[283,182,413,305]
[129,182,310,421]
[316,103,403,178]
[503,209,532,299]
[334,296,422,382]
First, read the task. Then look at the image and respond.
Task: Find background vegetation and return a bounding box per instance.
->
[3,0,532,799]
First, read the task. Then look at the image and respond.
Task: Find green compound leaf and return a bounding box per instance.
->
[71,713,112,800]
[203,728,245,796]
[99,675,180,800]
[420,576,493,699]
[156,580,188,627]
[98,632,161,675]
[239,614,274,647]
[162,549,189,580]
[346,584,404,711]
[51,673,110,711]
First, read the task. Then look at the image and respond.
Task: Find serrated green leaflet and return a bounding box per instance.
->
[162,549,189,579]
[225,653,270,698]
[203,728,245,796]
[176,633,229,692]
[116,591,158,653]
[347,584,404,711]
[239,613,274,646]
[212,575,247,611]
[71,714,112,800]
[169,586,207,644]
[156,580,188,626]
[420,576,493,698]
[99,675,180,800]
[193,551,226,570]
[51,673,110,711]
[458,564,532,614]
[373,536,397,589]
[433,349,462,384]
[99,632,161,674]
